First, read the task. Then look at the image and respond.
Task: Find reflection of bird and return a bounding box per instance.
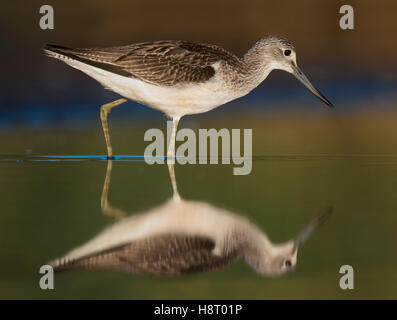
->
[44,36,332,161]
[49,163,332,276]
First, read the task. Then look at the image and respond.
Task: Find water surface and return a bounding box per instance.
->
[1,150,396,299]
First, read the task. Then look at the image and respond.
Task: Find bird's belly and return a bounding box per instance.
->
[107,76,239,117]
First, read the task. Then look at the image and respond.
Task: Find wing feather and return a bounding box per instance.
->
[50,234,240,276]
[45,41,242,86]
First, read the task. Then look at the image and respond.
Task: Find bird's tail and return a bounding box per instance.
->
[43,44,78,61]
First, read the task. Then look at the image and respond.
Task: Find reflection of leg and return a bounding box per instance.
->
[168,163,181,202]
[100,98,127,159]
[100,160,125,219]
[167,116,180,164]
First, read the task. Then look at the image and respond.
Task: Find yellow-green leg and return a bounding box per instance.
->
[167,116,180,164]
[100,160,125,219]
[168,163,181,202]
[100,98,127,159]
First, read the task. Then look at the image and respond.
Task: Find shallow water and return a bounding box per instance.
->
[1,150,396,299]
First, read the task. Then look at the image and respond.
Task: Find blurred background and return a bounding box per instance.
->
[1,0,397,131]
[1,0,397,299]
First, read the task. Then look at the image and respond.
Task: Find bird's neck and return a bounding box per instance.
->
[242,232,273,274]
[233,47,274,94]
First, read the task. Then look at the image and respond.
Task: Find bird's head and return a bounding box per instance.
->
[249,35,333,107]
[247,207,333,276]
[256,241,298,276]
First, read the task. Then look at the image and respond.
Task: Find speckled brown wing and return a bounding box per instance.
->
[50,234,241,276]
[45,41,242,86]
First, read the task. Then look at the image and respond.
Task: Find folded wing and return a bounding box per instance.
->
[50,233,240,276]
[45,41,241,86]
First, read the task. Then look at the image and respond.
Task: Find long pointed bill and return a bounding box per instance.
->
[292,65,333,107]
[294,206,333,250]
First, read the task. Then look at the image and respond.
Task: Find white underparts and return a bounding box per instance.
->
[46,51,249,117]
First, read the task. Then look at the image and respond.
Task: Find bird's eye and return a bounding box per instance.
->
[284,49,291,57]
[284,260,292,267]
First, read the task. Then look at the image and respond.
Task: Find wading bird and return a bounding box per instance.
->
[49,162,332,276]
[45,36,333,161]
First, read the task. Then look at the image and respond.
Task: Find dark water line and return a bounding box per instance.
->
[2,154,397,163]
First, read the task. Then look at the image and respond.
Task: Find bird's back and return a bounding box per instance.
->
[44,40,242,86]
[50,233,242,276]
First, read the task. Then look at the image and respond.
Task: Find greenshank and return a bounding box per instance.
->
[44,35,333,161]
[49,200,331,276]
[49,162,332,276]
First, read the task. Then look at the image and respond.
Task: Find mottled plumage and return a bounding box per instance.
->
[45,40,243,86]
[51,233,241,276]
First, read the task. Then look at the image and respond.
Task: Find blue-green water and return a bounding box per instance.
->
[1,151,396,299]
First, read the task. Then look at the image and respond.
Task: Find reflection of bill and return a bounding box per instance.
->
[49,162,331,277]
